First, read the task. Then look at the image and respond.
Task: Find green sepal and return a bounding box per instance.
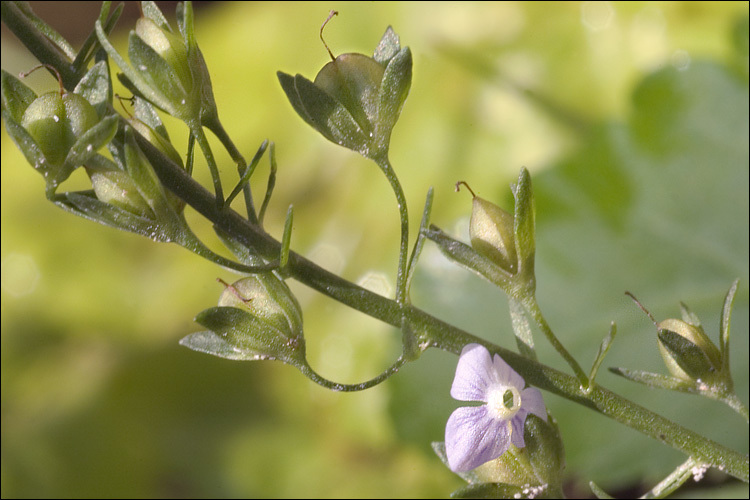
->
[128,30,186,112]
[511,167,536,288]
[1,69,37,122]
[373,26,400,64]
[96,20,170,114]
[522,414,565,493]
[56,190,165,239]
[658,329,718,381]
[123,126,171,215]
[451,482,523,499]
[74,60,112,119]
[133,96,170,140]
[678,301,702,327]
[141,0,171,30]
[375,46,412,154]
[423,224,512,289]
[179,330,267,361]
[279,72,370,155]
[193,306,304,365]
[62,114,118,173]
[1,109,47,177]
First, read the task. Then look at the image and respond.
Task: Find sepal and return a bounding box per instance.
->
[277,26,411,160]
[183,274,306,367]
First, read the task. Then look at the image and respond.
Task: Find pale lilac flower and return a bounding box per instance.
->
[445,343,547,472]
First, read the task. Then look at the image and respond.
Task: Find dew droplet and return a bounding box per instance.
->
[86,144,93,152]
[53,115,60,122]
[139,65,148,71]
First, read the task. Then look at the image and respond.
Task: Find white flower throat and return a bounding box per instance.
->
[487,384,522,419]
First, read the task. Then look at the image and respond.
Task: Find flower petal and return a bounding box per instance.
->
[445,405,510,472]
[450,343,495,402]
[491,351,525,390]
[521,387,547,421]
[510,410,527,448]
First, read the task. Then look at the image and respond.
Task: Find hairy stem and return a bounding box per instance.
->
[136,135,748,483]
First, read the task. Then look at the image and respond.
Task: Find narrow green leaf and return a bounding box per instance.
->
[512,167,536,283]
[608,366,690,390]
[258,141,278,225]
[588,322,617,388]
[720,278,739,373]
[404,187,433,299]
[280,205,293,270]
[224,139,267,210]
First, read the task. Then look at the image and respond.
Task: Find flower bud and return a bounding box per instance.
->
[96,1,218,126]
[135,17,191,95]
[657,318,722,383]
[183,274,306,365]
[20,91,99,165]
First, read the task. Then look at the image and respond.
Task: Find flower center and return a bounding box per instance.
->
[486,384,522,419]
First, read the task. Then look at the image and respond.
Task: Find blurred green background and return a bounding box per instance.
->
[2,1,748,497]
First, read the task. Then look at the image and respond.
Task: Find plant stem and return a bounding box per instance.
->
[375,156,409,305]
[136,135,749,483]
[523,295,589,386]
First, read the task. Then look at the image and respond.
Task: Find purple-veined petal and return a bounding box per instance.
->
[450,343,495,402]
[510,410,526,448]
[445,404,510,472]
[491,352,525,390]
[521,387,547,421]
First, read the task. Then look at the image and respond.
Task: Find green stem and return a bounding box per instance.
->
[375,156,409,305]
[641,456,700,499]
[191,126,224,208]
[135,135,749,483]
[523,294,589,386]
[298,356,406,392]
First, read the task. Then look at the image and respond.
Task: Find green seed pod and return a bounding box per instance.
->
[458,182,518,273]
[218,275,303,345]
[277,16,411,160]
[314,53,385,136]
[20,91,99,165]
[657,318,722,382]
[135,16,192,94]
[89,170,156,219]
